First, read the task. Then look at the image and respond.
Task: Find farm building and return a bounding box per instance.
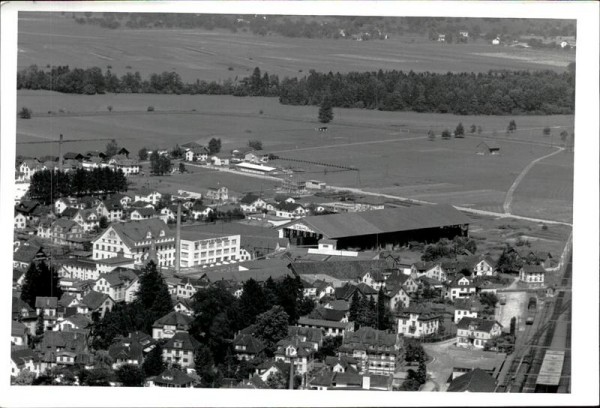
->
[477,141,500,155]
[235,162,276,175]
[277,204,470,250]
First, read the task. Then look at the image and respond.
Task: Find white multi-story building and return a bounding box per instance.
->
[134,188,162,206]
[92,218,176,268]
[179,230,241,268]
[397,305,440,338]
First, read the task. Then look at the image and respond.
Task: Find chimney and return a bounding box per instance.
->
[175,201,181,274]
[362,375,370,390]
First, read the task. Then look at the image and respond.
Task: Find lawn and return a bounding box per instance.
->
[18,12,574,83]
[15,91,574,222]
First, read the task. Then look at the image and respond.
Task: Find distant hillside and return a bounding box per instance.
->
[67,13,576,42]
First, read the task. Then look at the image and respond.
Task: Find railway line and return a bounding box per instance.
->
[495,253,572,393]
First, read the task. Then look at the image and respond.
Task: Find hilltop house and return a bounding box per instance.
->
[162,332,200,368]
[93,268,140,303]
[152,311,193,340]
[233,334,266,361]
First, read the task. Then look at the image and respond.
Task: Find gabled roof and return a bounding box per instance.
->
[153,368,195,386]
[12,297,34,318]
[40,330,87,353]
[35,296,58,309]
[287,326,323,344]
[152,311,193,329]
[342,327,399,349]
[81,291,112,310]
[12,320,28,336]
[164,332,200,352]
[60,207,80,219]
[447,368,498,392]
[297,317,349,329]
[279,204,470,239]
[233,333,266,354]
[64,313,92,329]
[309,307,347,322]
[521,265,547,274]
[94,219,174,247]
[132,207,156,217]
[276,202,304,212]
[11,348,39,367]
[14,245,44,264]
[240,193,262,205]
[457,317,501,332]
[136,187,161,197]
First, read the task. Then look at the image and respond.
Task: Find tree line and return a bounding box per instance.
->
[28,168,128,205]
[17,65,574,115]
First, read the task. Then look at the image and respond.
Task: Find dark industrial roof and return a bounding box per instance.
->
[447,368,498,392]
[291,260,389,280]
[456,317,502,332]
[279,204,470,239]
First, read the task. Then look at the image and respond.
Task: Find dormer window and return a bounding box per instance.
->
[160,230,165,237]
[174,341,183,348]
[146,231,152,239]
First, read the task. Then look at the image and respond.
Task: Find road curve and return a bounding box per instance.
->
[503,147,565,214]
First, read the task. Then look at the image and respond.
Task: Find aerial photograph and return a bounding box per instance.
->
[8,6,578,397]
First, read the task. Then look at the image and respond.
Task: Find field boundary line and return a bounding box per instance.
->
[503,146,565,214]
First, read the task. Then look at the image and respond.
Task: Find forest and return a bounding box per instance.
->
[68,12,576,40]
[17,65,575,115]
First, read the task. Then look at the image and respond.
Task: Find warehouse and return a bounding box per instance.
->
[277,204,470,250]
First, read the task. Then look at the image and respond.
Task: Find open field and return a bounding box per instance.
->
[16,91,574,222]
[18,13,575,83]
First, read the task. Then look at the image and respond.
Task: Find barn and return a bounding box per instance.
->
[277,204,470,250]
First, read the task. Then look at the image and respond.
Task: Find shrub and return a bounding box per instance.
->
[147,106,155,112]
[18,107,32,119]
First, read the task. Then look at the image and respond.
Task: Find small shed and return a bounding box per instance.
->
[477,141,500,155]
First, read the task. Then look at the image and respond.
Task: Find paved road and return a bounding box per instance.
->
[503,146,565,214]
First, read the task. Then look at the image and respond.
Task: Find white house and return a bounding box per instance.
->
[456,318,502,349]
[73,209,100,232]
[397,305,440,338]
[14,212,27,231]
[179,230,241,267]
[239,194,267,213]
[519,265,546,285]
[134,188,162,206]
[445,275,477,301]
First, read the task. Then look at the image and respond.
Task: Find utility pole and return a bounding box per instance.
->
[58,134,64,173]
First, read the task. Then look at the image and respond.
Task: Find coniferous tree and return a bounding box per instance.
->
[376,287,389,330]
[21,262,42,308]
[238,279,268,325]
[349,291,361,325]
[149,151,161,175]
[318,95,334,123]
[116,364,145,387]
[142,342,165,377]
[137,260,173,318]
[455,122,465,137]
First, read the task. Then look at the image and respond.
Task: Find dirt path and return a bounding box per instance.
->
[502,147,565,214]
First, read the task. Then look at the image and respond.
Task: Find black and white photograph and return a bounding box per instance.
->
[1,1,598,407]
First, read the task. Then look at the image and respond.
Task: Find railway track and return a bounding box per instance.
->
[496,253,572,393]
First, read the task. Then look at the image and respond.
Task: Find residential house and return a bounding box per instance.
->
[35,297,58,332]
[11,321,29,347]
[130,207,158,221]
[325,356,359,374]
[385,272,419,294]
[11,348,42,378]
[338,327,401,376]
[98,198,124,222]
[239,194,267,213]
[206,186,229,202]
[57,314,92,332]
[173,298,194,317]
[185,146,210,162]
[109,156,140,176]
[73,209,100,232]
[472,256,496,277]
[54,197,82,215]
[79,291,115,318]
[190,203,213,220]
[175,278,200,299]
[18,159,43,180]
[397,304,440,338]
[162,332,200,368]
[14,211,27,231]
[445,274,478,300]
[300,279,317,298]
[453,297,483,323]
[297,317,354,338]
[456,317,502,349]
[387,285,411,312]
[91,218,176,268]
[274,202,307,219]
[13,297,37,335]
[209,155,230,167]
[134,188,162,206]
[148,368,195,388]
[519,265,546,285]
[411,262,447,282]
[233,333,266,361]
[13,244,46,271]
[274,338,315,375]
[93,268,140,303]
[361,270,386,291]
[152,311,193,340]
[37,219,84,248]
